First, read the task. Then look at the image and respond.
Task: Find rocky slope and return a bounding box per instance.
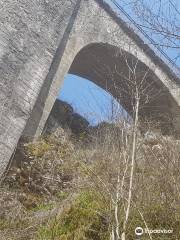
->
[0,106,180,240]
[43,99,89,135]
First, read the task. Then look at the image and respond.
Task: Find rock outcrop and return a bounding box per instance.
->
[43,99,89,135]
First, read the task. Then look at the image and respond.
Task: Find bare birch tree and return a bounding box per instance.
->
[78,47,166,239]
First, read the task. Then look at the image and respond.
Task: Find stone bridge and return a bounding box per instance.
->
[0,0,180,176]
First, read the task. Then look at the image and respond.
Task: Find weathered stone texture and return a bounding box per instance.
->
[0,0,77,174]
[0,0,180,176]
[31,0,179,138]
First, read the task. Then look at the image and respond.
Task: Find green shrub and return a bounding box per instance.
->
[26,139,51,158]
[55,191,69,201]
[31,202,54,212]
[37,190,110,240]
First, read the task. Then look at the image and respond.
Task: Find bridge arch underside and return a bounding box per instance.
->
[67,43,176,134]
[23,42,178,139]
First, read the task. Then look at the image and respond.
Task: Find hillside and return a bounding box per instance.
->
[0,111,180,240]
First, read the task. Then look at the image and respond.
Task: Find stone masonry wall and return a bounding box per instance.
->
[0,0,179,178]
[0,0,78,176]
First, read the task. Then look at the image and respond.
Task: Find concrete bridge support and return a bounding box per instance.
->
[0,0,179,177]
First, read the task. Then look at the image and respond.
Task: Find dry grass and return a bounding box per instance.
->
[0,123,179,239]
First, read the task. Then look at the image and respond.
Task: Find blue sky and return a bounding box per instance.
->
[106,0,180,67]
[58,0,180,125]
[59,74,122,125]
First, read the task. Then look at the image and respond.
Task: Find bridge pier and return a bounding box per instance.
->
[0,0,179,178]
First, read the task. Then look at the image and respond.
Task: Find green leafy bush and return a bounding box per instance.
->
[37,190,110,240]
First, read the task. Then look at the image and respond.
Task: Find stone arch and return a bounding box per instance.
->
[69,43,175,129]
[23,41,178,139]
[0,0,179,176]
[23,0,180,139]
